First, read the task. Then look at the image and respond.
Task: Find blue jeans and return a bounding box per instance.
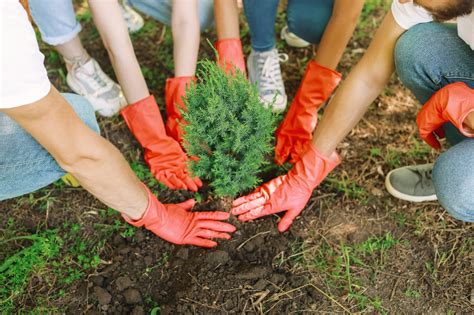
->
[0,94,100,201]
[29,0,214,46]
[129,0,214,30]
[243,0,333,52]
[395,23,474,222]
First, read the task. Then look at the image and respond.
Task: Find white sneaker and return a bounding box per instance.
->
[280,26,310,48]
[66,58,123,117]
[247,48,288,113]
[120,0,144,34]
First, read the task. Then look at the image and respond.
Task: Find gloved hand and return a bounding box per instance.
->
[232,143,341,232]
[417,82,474,149]
[123,185,236,248]
[215,38,246,75]
[275,61,341,165]
[165,76,195,144]
[121,95,202,191]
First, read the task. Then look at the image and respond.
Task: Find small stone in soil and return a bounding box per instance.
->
[269,273,286,284]
[94,287,112,305]
[115,275,133,291]
[131,306,145,315]
[176,248,189,260]
[205,250,230,265]
[236,266,270,280]
[123,288,142,304]
[253,279,267,290]
[90,275,104,287]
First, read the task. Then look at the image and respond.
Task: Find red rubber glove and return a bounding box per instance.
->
[275,61,341,165]
[123,185,236,248]
[232,143,341,232]
[215,38,246,75]
[417,82,474,149]
[121,95,202,191]
[165,76,195,144]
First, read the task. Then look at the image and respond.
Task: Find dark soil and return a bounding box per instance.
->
[1,1,473,314]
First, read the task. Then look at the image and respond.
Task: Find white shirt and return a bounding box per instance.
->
[0,0,51,109]
[391,0,474,50]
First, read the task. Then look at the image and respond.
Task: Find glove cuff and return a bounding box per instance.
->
[298,60,342,104]
[120,94,156,117]
[122,184,164,228]
[296,143,341,189]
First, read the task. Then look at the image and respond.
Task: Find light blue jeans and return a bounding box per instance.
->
[395,23,474,222]
[0,94,100,201]
[243,0,334,52]
[29,0,214,46]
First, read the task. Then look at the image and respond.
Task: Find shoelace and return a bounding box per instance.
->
[258,52,288,93]
[74,61,109,94]
[417,168,433,188]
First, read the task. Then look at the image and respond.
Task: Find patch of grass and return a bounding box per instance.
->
[296,233,402,313]
[325,176,367,200]
[0,230,62,312]
[406,137,432,159]
[383,148,403,168]
[404,287,421,298]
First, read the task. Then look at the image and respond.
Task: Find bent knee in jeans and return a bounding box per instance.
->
[432,139,474,222]
[0,93,99,201]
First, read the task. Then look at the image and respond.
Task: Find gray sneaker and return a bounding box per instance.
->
[385,163,437,202]
[247,48,288,113]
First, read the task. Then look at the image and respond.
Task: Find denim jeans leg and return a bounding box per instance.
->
[432,139,474,222]
[395,22,474,145]
[0,93,100,201]
[129,0,214,30]
[394,22,474,221]
[243,0,279,52]
[286,0,333,44]
[28,0,82,46]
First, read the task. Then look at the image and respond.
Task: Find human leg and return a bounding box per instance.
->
[386,22,474,208]
[0,94,100,200]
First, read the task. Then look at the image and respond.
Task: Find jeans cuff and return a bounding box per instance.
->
[41,23,82,46]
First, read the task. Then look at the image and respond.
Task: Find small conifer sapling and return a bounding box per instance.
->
[182,60,276,199]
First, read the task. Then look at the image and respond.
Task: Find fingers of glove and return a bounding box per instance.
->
[158,171,187,190]
[277,208,301,233]
[232,191,263,208]
[231,196,267,216]
[176,199,196,210]
[197,219,236,233]
[275,137,290,165]
[237,204,273,222]
[196,229,231,240]
[423,133,441,150]
[169,174,188,190]
[193,176,203,188]
[187,237,218,248]
[435,127,446,139]
[195,211,230,221]
[182,175,198,192]
[156,175,176,190]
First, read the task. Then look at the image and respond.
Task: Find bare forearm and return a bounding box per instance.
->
[313,13,404,156]
[172,0,200,77]
[214,0,240,40]
[89,0,149,104]
[314,0,364,70]
[3,87,147,219]
[312,66,391,156]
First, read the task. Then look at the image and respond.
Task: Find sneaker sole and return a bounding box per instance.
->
[384,169,437,202]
